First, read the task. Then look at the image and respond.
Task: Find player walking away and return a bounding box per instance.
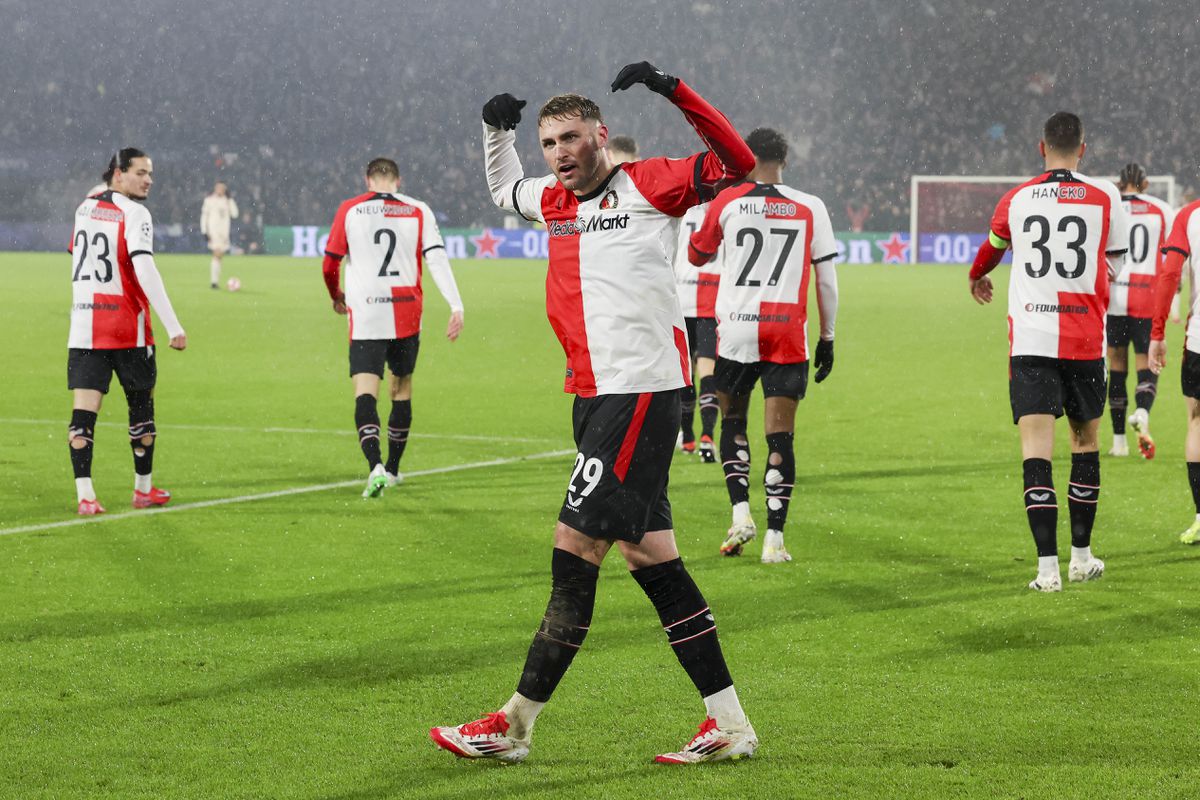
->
[430,62,758,765]
[200,181,238,289]
[322,158,463,498]
[1107,163,1172,459]
[68,149,187,515]
[968,113,1128,592]
[607,135,639,164]
[1149,196,1200,543]
[688,129,839,563]
[675,201,721,461]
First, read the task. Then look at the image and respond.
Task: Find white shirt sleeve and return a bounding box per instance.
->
[483,122,552,222]
[810,198,839,262]
[1106,184,1130,255]
[229,198,239,220]
[131,252,184,338]
[125,203,155,256]
[810,198,839,340]
[200,197,210,235]
[420,202,462,312]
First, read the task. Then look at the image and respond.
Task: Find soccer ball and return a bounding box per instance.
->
[226,277,242,292]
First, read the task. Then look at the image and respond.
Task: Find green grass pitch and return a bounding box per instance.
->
[2,252,1198,799]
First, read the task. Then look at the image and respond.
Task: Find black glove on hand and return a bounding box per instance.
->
[482,94,527,131]
[610,61,679,97]
[814,339,834,383]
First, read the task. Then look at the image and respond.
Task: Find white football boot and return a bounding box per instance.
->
[655,717,758,764]
[1028,572,1063,592]
[760,529,792,563]
[429,711,530,763]
[1129,409,1155,459]
[385,471,403,488]
[1108,434,1129,457]
[721,519,757,556]
[1068,556,1105,583]
[1180,518,1200,545]
[362,463,389,498]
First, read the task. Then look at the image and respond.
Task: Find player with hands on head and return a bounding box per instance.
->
[688,128,839,563]
[322,157,464,498]
[67,148,186,515]
[968,112,1129,591]
[1148,192,1200,543]
[431,62,760,766]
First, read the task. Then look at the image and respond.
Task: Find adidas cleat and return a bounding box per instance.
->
[698,435,716,463]
[429,712,530,763]
[760,529,792,563]
[655,717,758,764]
[362,464,388,498]
[1068,556,1105,583]
[132,486,171,508]
[77,498,106,516]
[1130,411,1155,460]
[1028,573,1062,592]
[721,519,757,557]
[1180,519,1200,545]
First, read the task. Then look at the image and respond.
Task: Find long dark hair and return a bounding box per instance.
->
[102,148,147,184]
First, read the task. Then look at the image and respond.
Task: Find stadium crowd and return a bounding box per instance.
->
[4,0,1198,241]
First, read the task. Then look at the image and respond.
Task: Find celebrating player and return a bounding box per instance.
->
[688,128,839,562]
[67,148,187,515]
[200,180,239,289]
[1149,196,1200,543]
[675,200,721,461]
[429,62,758,765]
[322,158,464,498]
[1106,163,1172,458]
[968,112,1128,591]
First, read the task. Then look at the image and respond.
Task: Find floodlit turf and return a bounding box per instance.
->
[2,252,1198,799]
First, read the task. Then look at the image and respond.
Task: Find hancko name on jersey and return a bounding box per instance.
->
[547,214,631,238]
[1030,186,1088,200]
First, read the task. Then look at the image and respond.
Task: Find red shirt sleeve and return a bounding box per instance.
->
[1152,202,1199,339]
[670,80,755,197]
[325,195,363,258]
[688,182,752,265]
[322,253,343,301]
[989,187,1018,243]
[1163,203,1195,258]
[623,156,705,218]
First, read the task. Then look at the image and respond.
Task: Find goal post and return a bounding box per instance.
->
[909,174,1179,264]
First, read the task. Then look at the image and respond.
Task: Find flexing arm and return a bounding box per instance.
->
[131,253,186,346]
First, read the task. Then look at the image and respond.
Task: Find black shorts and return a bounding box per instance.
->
[558,390,680,543]
[685,316,717,361]
[714,357,809,399]
[349,336,419,378]
[1182,349,1200,400]
[1106,315,1151,354]
[1009,356,1106,424]
[67,347,157,393]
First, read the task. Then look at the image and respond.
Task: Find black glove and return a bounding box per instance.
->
[610,61,679,97]
[814,339,834,383]
[482,93,527,131]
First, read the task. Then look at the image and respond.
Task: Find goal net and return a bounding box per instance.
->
[909,175,1179,264]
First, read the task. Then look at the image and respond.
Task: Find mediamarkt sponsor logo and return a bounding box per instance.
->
[547,214,631,237]
[1024,302,1088,314]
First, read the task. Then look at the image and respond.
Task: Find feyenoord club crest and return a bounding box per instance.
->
[599,189,619,210]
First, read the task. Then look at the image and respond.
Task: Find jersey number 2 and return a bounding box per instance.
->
[375,229,399,277]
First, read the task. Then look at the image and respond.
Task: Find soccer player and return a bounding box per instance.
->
[674,201,721,461]
[607,134,639,164]
[1107,163,1172,459]
[321,158,464,497]
[968,112,1128,591]
[688,128,838,563]
[200,181,238,289]
[429,61,758,765]
[67,148,187,515]
[1149,196,1200,543]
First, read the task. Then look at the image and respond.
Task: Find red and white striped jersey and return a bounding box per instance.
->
[1109,192,1173,318]
[688,182,837,364]
[1162,200,1200,352]
[989,170,1128,360]
[674,203,720,319]
[67,191,155,349]
[325,191,444,340]
[511,157,710,396]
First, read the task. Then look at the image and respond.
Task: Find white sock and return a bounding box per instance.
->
[732,501,751,525]
[703,685,748,729]
[134,473,152,494]
[1037,555,1060,578]
[500,692,545,740]
[1112,434,1127,447]
[1070,546,1092,564]
[75,478,96,503]
[210,258,220,284]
